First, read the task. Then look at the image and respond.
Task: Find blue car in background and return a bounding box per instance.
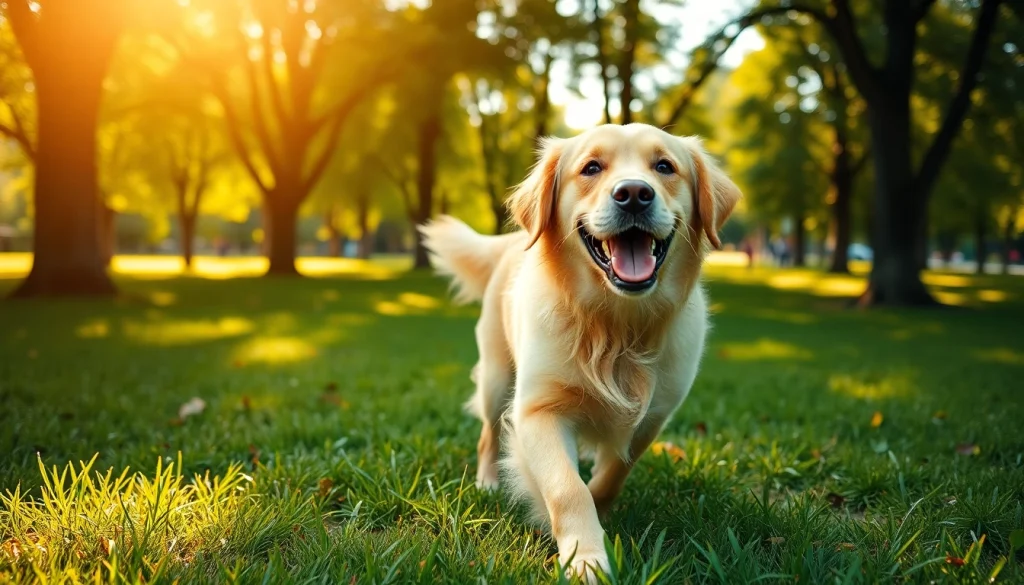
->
[848,243,873,261]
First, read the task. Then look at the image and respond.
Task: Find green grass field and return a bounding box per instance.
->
[1,255,1023,584]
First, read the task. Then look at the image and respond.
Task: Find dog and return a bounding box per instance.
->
[418,123,741,581]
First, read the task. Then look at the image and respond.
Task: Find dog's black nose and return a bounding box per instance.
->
[611,180,655,214]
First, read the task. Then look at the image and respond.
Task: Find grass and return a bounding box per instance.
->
[1,254,1023,584]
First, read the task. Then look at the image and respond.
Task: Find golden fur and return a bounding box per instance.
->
[418,123,741,582]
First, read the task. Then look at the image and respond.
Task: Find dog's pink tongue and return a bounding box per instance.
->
[608,232,656,283]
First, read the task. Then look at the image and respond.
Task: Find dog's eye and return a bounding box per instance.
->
[581,160,603,176]
[655,159,676,175]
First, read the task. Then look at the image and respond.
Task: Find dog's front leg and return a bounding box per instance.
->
[510,407,609,582]
[588,414,667,516]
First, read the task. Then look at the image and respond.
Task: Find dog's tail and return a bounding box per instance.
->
[417,215,522,304]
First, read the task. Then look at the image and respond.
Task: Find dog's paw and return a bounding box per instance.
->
[561,549,609,584]
[475,466,499,491]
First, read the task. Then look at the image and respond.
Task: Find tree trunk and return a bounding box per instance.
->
[858,94,936,307]
[828,148,853,274]
[264,192,300,276]
[792,213,806,267]
[12,56,115,297]
[98,199,116,269]
[180,213,196,269]
[619,0,640,124]
[491,201,510,236]
[357,195,373,260]
[974,213,987,275]
[589,0,612,125]
[915,205,930,271]
[324,210,341,257]
[534,50,553,144]
[413,114,440,270]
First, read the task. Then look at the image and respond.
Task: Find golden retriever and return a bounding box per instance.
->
[418,123,741,581]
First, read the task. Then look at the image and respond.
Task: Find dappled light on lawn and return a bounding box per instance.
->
[972,347,1024,366]
[232,335,318,365]
[122,316,255,346]
[828,374,916,401]
[0,254,409,281]
[716,338,813,361]
[374,291,445,316]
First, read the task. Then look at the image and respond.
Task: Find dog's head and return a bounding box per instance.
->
[507,123,742,297]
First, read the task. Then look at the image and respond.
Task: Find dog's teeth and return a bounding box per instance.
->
[601,241,611,257]
[651,240,657,253]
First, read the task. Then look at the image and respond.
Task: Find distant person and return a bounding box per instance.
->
[1010,249,1020,265]
[742,238,754,269]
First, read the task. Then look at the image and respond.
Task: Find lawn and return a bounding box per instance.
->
[1,255,1023,584]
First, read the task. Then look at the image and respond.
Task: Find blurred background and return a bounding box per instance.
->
[0,0,1021,304]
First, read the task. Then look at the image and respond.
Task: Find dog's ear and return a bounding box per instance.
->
[680,136,742,250]
[506,137,564,249]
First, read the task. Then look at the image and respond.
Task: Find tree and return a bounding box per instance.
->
[735,0,1012,306]
[166,0,408,275]
[2,1,129,296]
[0,20,34,161]
[726,43,830,267]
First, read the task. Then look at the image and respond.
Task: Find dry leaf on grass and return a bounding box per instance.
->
[651,441,686,462]
[178,397,206,420]
[945,555,965,566]
[955,443,980,456]
[826,492,846,509]
[318,478,334,498]
[870,411,883,428]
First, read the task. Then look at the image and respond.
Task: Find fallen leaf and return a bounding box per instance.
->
[178,397,206,420]
[695,422,708,436]
[99,537,114,556]
[955,443,980,456]
[826,492,846,509]
[1,538,21,561]
[945,555,965,567]
[320,388,341,407]
[468,561,476,567]
[651,442,686,462]
[835,543,856,552]
[418,560,426,569]
[248,444,260,465]
[318,478,333,498]
[870,411,883,428]
[766,536,785,545]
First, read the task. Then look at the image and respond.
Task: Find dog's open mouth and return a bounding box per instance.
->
[578,221,673,292]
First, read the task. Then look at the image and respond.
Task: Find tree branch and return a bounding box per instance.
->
[913,0,938,23]
[259,30,291,126]
[851,146,871,176]
[241,35,283,177]
[660,3,878,127]
[0,105,35,160]
[211,82,271,195]
[3,0,41,69]
[914,0,1003,200]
